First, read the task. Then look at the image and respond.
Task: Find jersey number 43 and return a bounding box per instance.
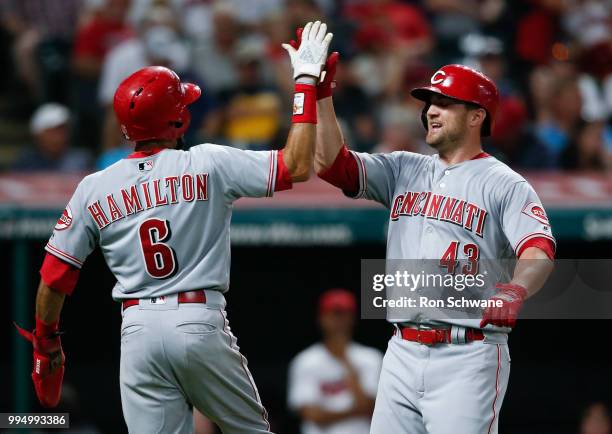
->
[440,241,479,275]
[139,218,178,279]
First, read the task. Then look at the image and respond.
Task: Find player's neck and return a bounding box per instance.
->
[134,140,176,152]
[323,336,351,356]
[438,144,483,166]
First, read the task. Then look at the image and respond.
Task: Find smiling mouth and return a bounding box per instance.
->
[429,122,442,130]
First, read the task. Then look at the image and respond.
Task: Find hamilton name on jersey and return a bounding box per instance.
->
[86,172,209,230]
[390,191,488,237]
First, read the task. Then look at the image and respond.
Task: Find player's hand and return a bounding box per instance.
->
[15,323,65,408]
[480,283,528,329]
[282,21,333,81]
[287,27,339,99]
[317,51,339,100]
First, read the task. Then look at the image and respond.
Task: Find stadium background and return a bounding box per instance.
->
[0,0,610,433]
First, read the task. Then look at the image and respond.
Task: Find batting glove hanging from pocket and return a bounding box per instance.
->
[15,320,65,408]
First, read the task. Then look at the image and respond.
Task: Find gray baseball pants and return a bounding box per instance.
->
[119,291,272,434]
[370,330,510,434]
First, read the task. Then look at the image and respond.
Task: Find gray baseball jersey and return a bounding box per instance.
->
[46,144,280,300]
[349,150,553,434]
[349,150,555,328]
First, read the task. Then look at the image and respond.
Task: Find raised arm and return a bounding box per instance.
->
[314,60,345,174]
[282,108,317,182]
[281,21,333,182]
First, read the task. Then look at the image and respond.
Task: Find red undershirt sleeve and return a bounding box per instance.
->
[517,237,555,260]
[317,145,359,195]
[274,150,293,192]
[40,253,81,295]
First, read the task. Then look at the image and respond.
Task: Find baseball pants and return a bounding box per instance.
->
[119,291,272,434]
[370,330,510,434]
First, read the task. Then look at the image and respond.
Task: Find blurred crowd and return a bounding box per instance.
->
[0,0,610,173]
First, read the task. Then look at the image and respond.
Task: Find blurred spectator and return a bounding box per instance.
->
[228,0,284,27]
[285,0,324,32]
[0,0,81,103]
[486,98,557,169]
[12,103,91,172]
[72,0,133,150]
[191,3,242,94]
[561,0,612,122]
[128,0,216,42]
[208,39,281,149]
[581,402,612,434]
[73,0,133,81]
[346,0,432,99]
[531,72,584,166]
[423,0,505,61]
[562,0,611,78]
[288,288,383,434]
[372,105,429,155]
[328,57,378,152]
[514,0,563,67]
[458,34,555,168]
[562,120,608,171]
[263,12,298,100]
[0,1,606,172]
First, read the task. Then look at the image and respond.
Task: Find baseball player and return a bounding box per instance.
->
[288,288,383,434]
[15,21,333,434]
[313,59,556,433]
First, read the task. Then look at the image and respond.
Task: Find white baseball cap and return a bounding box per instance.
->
[30,103,70,134]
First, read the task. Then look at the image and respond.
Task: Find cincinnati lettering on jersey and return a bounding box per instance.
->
[87,173,208,229]
[390,191,488,237]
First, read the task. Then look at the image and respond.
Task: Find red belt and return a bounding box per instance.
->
[396,326,484,345]
[122,290,207,310]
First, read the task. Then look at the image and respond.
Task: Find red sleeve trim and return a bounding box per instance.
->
[45,243,83,268]
[274,150,293,192]
[317,145,360,195]
[265,150,276,197]
[517,236,555,260]
[40,253,81,295]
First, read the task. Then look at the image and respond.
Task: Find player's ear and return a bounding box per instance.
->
[469,107,486,131]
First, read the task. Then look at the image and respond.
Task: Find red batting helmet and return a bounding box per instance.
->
[411,64,499,136]
[113,66,201,142]
[319,288,357,315]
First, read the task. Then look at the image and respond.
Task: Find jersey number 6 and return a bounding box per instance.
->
[139,218,178,279]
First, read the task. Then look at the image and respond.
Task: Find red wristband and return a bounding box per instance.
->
[292,83,317,124]
[36,316,59,338]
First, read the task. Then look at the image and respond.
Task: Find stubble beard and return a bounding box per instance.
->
[426,120,467,154]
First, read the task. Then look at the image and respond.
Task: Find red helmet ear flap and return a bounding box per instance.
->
[172,107,192,140]
[420,103,430,132]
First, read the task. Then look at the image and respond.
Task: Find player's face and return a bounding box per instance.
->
[319,310,355,338]
[424,95,470,151]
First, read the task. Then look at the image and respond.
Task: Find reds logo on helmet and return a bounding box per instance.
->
[55,206,73,231]
[430,70,446,85]
[522,202,549,225]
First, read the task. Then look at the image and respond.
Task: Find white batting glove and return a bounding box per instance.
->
[282,21,333,81]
